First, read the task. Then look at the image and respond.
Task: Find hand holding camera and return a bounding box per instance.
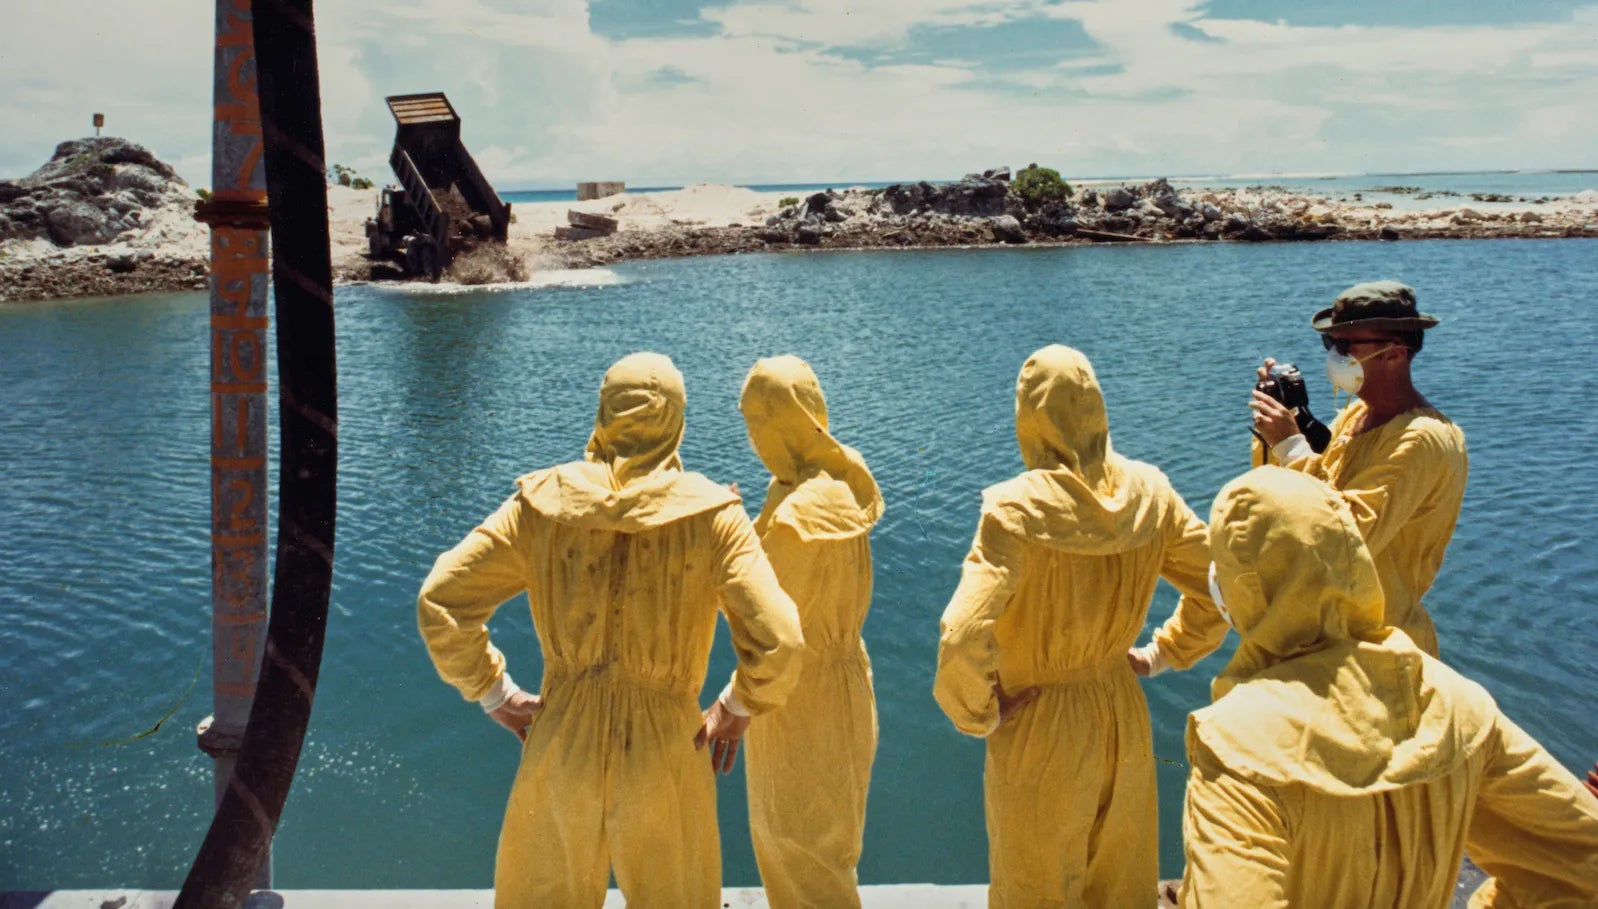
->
[1251,358,1332,453]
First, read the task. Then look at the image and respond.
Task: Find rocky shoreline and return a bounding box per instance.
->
[0,138,211,303]
[5,146,1596,303]
[0,253,210,302]
[535,173,1598,272]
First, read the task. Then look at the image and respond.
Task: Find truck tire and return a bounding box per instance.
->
[418,241,439,282]
[403,237,438,279]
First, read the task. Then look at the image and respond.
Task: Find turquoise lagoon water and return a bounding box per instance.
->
[1,238,1596,889]
[503,170,1598,207]
[503,181,906,205]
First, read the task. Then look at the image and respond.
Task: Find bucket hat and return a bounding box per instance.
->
[1312,281,1439,332]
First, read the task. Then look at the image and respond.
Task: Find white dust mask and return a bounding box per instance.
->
[1325,349,1365,395]
[1324,343,1394,396]
[1207,562,1233,627]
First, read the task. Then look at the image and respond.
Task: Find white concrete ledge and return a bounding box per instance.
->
[0,886,992,909]
[0,871,1490,909]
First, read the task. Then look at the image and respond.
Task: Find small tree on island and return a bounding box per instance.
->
[329,163,375,190]
[1013,165,1071,210]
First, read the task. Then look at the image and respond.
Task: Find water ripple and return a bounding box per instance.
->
[2,241,1596,888]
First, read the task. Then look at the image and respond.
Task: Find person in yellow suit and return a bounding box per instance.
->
[737,355,884,909]
[935,345,1217,908]
[1181,466,1598,908]
[417,352,805,909]
[1136,281,1467,675]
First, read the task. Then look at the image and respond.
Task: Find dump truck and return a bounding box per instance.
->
[365,92,511,279]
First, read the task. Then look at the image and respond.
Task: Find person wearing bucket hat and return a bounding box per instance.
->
[416,352,805,908]
[1133,281,1467,674]
[1177,467,1598,908]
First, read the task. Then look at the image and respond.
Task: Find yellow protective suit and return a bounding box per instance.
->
[417,353,805,909]
[1181,466,1598,909]
[934,345,1216,908]
[738,356,885,909]
[1155,398,1466,667]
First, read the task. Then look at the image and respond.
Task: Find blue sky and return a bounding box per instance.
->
[2,1,1595,188]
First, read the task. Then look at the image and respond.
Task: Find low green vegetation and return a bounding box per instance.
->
[62,153,95,175]
[330,163,374,190]
[1013,165,1071,209]
[196,188,212,201]
[779,196,800,208]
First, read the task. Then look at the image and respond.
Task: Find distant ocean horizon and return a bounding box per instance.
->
[502,169,1598,209]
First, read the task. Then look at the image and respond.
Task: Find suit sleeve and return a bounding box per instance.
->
[712,504,805,716]
[1151,494,1229,671]
[1288,422,1457,558]
[417,494,531,702]
[1465,713,1598,908]
[934,509,1028,737]
[1179,742,1291,909]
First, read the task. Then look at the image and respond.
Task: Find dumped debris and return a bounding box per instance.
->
[364,93,512,280]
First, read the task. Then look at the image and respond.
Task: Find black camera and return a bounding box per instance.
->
[1254,363,1331,453]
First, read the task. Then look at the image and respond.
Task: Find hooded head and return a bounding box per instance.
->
[740,356,883,536]
[1015,345,1113,491]
[517,353,736,533]
[1209,466,1386,697]
[1190,466,1493,795]
[584,352,687,490]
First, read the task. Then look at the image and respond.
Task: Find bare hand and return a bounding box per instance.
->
[694,697,751,774]
[994,681,1040,727]
[488,690,544,744]
[1127,645,1154,677]
[728,481,741,497]
[1249,389,1298,447]
[1253,357,1299,447]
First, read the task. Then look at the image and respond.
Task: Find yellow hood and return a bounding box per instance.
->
[585,352,687,487]
[982,345,1167,553]
[1015,345,1112,484]
[1208,466,1387,691]
[517,352,737,532]
[1191,467,1493,795]
[740,355,883,541]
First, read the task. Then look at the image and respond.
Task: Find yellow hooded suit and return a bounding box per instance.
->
[417,353,804,909]
[1159,400,1467,665]
[935,345,1215,908]
[739,355,885,909]
[1181,467,1598,908]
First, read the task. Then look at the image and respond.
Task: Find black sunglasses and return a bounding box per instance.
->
[1321,335,1393,356]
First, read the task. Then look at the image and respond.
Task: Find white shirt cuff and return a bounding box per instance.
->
[1271,433,1312,464]
[477,672,521,712]
[1136,641,1170,677]
[718,681,750,717]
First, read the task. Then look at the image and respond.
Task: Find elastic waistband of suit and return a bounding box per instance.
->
[1008,655,1127,688]
[806,638,869,665]
[543,661,698,696]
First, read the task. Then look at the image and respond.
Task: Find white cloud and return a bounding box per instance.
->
[702,0,1048,47]
[0,3,211,181]
[2,0,1595,187]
